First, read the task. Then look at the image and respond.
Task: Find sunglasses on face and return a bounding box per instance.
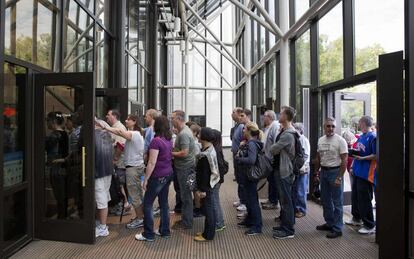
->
[326,125,336,128]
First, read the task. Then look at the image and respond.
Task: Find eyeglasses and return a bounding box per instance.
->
[326,125,336,128]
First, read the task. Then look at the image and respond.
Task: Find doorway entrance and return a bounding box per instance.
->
[33,72,95,244]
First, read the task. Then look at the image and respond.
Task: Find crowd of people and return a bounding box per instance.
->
[80,105,377,242]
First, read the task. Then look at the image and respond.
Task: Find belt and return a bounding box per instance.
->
[321,166,340,171]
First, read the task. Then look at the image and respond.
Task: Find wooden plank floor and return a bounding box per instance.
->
[12,150,378,259]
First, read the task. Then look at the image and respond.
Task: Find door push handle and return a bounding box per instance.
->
[82,146,86,187]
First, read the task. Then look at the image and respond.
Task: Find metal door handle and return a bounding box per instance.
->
[82,146,86,187]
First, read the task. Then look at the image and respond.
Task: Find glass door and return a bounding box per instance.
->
[33,72,95,244]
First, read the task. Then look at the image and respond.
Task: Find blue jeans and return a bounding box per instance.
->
[212,183,225,228]
[276,173,295,235]
[242,174,262,232]
[173,170,182,211]
[176,168,194,227]
[292,173,308,214]
[320,168,344,233]
[201,189,216,240]
[143,175,172,239]
[233,156,246,204]
[267,172,279,204]
[352,176,375,229]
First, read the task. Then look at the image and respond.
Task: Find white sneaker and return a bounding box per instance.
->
[95,225,109,237]
[135,233,154,242]
[237,211,247,218]
[345,218,363,226]
[126,218,144,229]
[358,226,376,235]
[237,204,247,211]
[233,201,241,207]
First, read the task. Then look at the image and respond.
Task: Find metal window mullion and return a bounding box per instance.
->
[343,0,354,78]
[310,20,319,88]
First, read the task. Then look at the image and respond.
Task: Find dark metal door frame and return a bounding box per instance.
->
[377,51,406,258]
[33,72,95,244]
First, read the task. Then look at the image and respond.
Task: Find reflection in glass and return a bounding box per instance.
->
[3,190,27,243]
[295,30,310,122]
[96,26,110,88]
[318,2,343,85]
[64,0,94,72]
[206,91,221,131]
[5,0,58,70]
[44,86,84,220]
[355,0,404,74]
[78,0,94,13]
[3,63,26,188]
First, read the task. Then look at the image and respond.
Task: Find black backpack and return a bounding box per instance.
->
[216,149,229,177]
[289,132,306,176]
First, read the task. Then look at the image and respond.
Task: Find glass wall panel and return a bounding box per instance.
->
[222,46,232,88]
[96,26,110,88]
[222,7,233,43]
[3,63,26,188]
[259,16,266,59]
[355,0,404,74]
[138,1,147,65]
[295,30,310,122]
[267,57,276,100]
[5,0,58,70]
[188,90,205,115]
[222,91,233,146]
[251,14,258,64]
[78,0,94,13]
[267,0,276,47]
[295,0,309,22]
[318,2,343,85]
[206,91,221,130]
[188,43,205,87]
[128,56,138,101]
[206,44,221,88]
[64,0,94,72]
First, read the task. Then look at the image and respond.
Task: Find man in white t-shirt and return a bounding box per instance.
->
[314,117,348,239]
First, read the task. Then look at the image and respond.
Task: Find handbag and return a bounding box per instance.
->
[247,149,273,181]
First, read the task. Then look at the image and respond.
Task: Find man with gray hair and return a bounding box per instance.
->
[315,117,348,239]
[171,110,196,230]
[292,123,310,218]
[261,110,280,210]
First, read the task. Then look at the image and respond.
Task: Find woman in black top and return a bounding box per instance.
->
[46,111,69,219]
[194,127,220,242]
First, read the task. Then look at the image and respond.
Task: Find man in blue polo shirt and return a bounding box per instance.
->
[346,116,377,235]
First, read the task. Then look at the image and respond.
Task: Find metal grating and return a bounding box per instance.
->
[12,150,378,259]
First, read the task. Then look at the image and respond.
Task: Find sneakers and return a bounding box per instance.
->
[126,218,144,229]
[95,224,109,237]
[237,204,247,211]
[172,220,192,230]
[233,201,241,207]
[272,230,294,239]
[135,233,154,242]
[295,212,305,218]
[358,226,376,235]
[262,203,280,210]
[237,211,247,219]
[194,235,209,242]
[216,225,227,232]
[245,229,262,236]
[237,222,249,228]
[153,207,161,217]
[316,224,333,231]
[345,218,363,226]
[326,231,343,239]
[155,230,171,239]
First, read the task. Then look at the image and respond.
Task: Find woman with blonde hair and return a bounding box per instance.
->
[234,122,264,236]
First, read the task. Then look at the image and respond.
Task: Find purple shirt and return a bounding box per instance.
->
[149,136,173,178]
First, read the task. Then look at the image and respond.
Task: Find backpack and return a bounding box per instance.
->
[216,149,229,178]
[289,132,306,176]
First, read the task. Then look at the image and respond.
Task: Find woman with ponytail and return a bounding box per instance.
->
[234,122,264,236]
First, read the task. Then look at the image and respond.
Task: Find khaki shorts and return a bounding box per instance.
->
[126,165,145,208]
[95,175,112,209]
